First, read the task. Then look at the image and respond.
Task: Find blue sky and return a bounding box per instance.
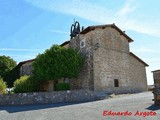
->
[0,0,160,85]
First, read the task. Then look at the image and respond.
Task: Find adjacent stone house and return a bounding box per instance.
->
[16,23,148,93]
[19,59,34,76]
[10,59,34,79]
[152,70,160,85]
[152,70,160,105]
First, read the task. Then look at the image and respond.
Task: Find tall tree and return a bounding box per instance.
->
[0,56,17,87]
[33,45,83,83]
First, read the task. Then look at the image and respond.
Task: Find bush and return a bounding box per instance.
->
[14,76,39,93]
[55,83,71,91]
[0,78,7,94]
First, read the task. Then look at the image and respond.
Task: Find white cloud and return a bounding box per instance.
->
[0,48,44,52]
[49,30,69,34]
[0,54,36,59]
[25,0,113,24]
[25,0,160,38]
[117,1,137,16]
[121,20,160,38]
[131,47,160,53]
[7,55,35,58]
[146,58,160,63]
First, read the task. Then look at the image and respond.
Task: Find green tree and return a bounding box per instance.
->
[33,45,83,85]
[0,56,17,83]
[4,66,20,88]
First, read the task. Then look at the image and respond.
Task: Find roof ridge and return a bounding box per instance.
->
[80,23,133,43]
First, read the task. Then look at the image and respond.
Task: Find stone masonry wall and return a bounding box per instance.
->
[153,71,160,85]
[128,55,148,91]
[93,50,147,93]
[0,90,95,106]
[20,61,33,76]
[69,35,94,90]
[92,27,147,93]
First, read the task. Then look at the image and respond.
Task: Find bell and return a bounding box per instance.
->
[74,21,80,34]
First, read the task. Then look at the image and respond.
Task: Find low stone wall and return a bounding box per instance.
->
[0,90,96,106]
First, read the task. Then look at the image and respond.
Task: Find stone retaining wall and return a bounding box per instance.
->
[0,90,96,106]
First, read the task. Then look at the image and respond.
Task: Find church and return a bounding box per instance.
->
[18,22,148,93]
[63,23,148,93]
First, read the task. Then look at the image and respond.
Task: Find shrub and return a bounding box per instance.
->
[0,78,7,94]
[14,76,39,93]
[55,83,71,91]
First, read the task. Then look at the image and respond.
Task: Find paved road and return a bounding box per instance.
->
[0,91,160,120]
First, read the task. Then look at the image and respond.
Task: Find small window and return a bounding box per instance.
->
[114,79,119,87]
[80,39,85,48]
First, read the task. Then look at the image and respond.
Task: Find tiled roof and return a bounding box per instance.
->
[60,40,70,47]
[17,59,35,68]
[80,23,133,43]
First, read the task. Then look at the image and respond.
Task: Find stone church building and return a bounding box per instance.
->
[65,23,148,93]
[17,23,148,93]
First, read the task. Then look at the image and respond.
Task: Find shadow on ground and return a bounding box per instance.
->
[0,102,83,113]
[146,104,160,111]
